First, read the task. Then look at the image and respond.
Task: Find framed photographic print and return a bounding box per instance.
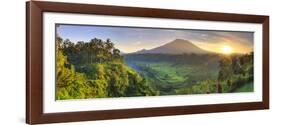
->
[26,1,269,124]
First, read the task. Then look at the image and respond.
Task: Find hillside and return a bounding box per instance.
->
[134,39,210,54]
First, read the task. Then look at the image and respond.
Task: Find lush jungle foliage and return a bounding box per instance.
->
[175,53,254,94]
[56,36,254,100]
[125,54,219,95]
[56,37,158,100]
[125,52,254,95]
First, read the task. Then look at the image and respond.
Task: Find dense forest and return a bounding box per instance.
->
[125,52,253,95]
[174,52,253,94]
[56,36,253,100]
[56,37,158,100]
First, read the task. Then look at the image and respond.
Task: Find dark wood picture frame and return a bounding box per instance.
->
[26,1,269,124]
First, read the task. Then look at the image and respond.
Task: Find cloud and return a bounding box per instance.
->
[57,24,253,53]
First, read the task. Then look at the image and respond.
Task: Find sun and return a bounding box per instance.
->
[220,45,233,54]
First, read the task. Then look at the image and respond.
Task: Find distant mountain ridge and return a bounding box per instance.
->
[133,39,210,54]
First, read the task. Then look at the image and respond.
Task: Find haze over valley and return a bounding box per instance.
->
[55,24,254,100]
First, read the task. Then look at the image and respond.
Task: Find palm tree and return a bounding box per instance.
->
[105,39,114,61]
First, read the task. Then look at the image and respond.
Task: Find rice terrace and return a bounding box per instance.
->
[55,24,254,100]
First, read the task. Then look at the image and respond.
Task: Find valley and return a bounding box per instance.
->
[124,39,254,95]
[56,36,254,99]
[124,54,220,95]
[55,24,255,100]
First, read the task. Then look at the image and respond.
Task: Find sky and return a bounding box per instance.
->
[56,24,254,54]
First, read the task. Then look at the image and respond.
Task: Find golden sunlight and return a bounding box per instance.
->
[220,45,233,54]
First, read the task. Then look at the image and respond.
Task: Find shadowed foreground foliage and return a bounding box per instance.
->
[125,52,254,95]
[174,52,254,94]
[56,37,157,100]
[56,36,253,100]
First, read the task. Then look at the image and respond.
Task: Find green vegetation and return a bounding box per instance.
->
[175,53,254,94]
[125,54,219,95]
[56,37,157,100]
[232,82,253,92]
[56,36,254,100]
[125,52,254,95]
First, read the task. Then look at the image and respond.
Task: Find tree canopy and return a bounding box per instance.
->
[56,37,158,100]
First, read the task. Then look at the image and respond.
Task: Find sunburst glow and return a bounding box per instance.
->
[221,45,233,54]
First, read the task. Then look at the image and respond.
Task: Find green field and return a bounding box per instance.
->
[135,62,190,84]
[55,25,254,100]
[125,53,254,95]
[125,60,219,95]
[55,35,254,99]
[232,82,254,92]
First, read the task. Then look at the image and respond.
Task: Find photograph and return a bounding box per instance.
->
[55,24,254,100]
[25,1,269,124]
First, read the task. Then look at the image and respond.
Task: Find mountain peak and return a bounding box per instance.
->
[134,39,209,54]
[173,39,190,42]
[167,39,193,46]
